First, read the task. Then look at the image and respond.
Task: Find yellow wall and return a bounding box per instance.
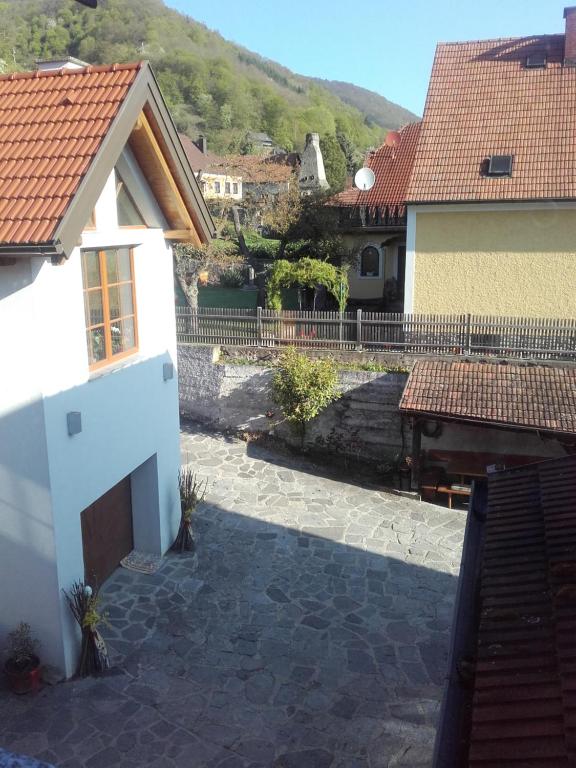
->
[414,209,576,318]
[200,172,242,200]
[342,233,400,300]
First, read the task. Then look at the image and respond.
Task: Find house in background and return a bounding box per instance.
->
[405,8,576,318]
[0,59,213,677]
[245,131,279,154]
[218,152,297,204]
[179,134,243,201]
[329,122,421,310]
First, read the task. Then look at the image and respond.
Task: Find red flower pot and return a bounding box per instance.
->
[4,655,42,694]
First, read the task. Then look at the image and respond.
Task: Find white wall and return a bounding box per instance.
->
[0,259,63,673]
[0,166,181,677]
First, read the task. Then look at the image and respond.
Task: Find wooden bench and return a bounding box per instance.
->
[435,484,471,509]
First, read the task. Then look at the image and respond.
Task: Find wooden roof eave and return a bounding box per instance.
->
[400,408,576,438]
[140,65,215,243]
[50,62,214,258]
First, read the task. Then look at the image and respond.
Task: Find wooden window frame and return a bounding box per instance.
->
[82,247,139,371]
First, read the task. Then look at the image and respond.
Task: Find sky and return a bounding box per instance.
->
[165,0,571,116]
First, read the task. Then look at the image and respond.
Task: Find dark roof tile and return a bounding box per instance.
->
[400,360,576,434]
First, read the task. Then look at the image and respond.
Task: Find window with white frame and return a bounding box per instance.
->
[214,181,221,194]
[359,245,382,278]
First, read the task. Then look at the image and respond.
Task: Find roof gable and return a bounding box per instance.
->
[330,122,421,215]
[407,34,576,203]
[0,62,213,258]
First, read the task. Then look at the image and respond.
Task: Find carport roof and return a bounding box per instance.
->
[400,359,576,435]
[442,454,576,766]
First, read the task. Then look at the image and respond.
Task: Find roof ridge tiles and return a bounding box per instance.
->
[0,61,144,85]
[437,33,563,47]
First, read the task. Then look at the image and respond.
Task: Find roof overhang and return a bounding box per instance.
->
[401,409,576,439]
[4,62,215,260]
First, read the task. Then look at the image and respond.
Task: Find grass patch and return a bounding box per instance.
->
[219,356,409,374]
[338,361,410,374]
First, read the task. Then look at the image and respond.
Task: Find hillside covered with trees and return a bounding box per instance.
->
[0,0,416,161]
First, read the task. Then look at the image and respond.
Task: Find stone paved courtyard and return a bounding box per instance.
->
[0,423,465,768]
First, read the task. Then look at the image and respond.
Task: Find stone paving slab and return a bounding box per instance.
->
[0,423,465,768]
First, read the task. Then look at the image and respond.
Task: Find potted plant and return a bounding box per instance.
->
[171,466,207,553]
[4,622,41,694]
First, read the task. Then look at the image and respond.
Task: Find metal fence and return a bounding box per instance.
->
[176,307,576,361]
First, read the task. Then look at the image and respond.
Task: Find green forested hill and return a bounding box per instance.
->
[0,0,413,156]
[312,79,418,132]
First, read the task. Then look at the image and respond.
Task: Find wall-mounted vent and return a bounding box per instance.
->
[487,155,514,177]
[526,52,547,68]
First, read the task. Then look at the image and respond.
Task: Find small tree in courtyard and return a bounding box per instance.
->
[272,347,341,447]
[174,239,240,310]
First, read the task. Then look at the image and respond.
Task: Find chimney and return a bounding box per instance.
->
[36,56,89,72]
[195,136,207,154]
[564,7,576,65]
[298,132,329,194]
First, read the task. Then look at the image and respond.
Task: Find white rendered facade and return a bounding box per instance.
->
[0,158,181,677]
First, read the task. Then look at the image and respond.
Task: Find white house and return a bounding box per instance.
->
[0,60,213,677]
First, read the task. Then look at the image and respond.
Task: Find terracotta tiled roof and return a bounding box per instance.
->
[214,154,295,184]
[466,454,576,766]
[407,35,576,202]
[331,121,421,215]
[0,62,142,245]
[400,360,576,434]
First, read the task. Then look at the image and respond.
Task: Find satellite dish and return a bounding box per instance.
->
[385,131,401,147]
[354,167,375,191]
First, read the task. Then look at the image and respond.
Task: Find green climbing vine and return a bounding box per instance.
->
[266,257,349,312]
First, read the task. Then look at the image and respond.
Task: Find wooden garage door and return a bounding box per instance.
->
[81,475,133,588]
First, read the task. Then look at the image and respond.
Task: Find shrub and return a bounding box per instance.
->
[243,230,281,259]
[219,266,245,288]
[272,348,341,444]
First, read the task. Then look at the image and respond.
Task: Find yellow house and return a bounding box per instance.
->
[179,135,242,201]
[405,9,576,319]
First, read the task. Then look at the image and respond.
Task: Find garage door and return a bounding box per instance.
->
[81,475,133,588]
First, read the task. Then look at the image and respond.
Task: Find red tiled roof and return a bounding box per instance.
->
[211,154,295,184]
[330,121,421,215]
[400,360,576,434]
[0,62,142,245]
[467,454,576,766]
[407,35,576,202]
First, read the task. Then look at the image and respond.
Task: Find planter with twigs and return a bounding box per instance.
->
[63,581,109,678]
[172,466,207,553]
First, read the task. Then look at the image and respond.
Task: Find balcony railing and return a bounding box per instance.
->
[338,205,407,229]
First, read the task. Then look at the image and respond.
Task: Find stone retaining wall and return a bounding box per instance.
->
[178,344,410,464]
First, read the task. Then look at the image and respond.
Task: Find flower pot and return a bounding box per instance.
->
[4,655,42,694]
